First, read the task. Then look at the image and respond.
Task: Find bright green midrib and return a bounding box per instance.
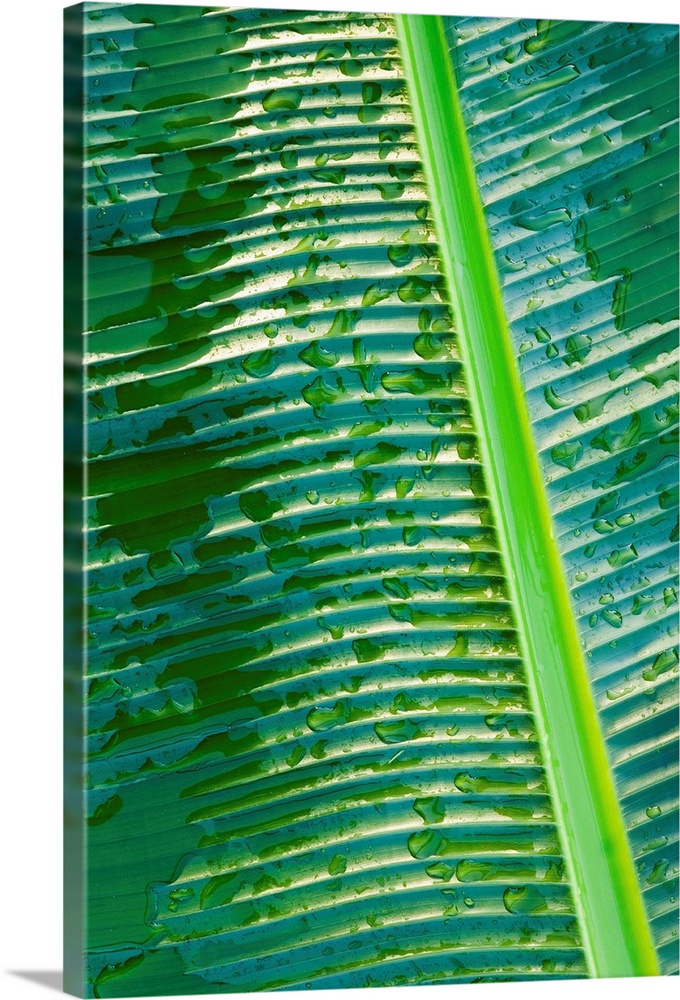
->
[395,13,658,979]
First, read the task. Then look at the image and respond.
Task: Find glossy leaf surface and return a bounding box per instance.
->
[445,13,679,973]
[68,3,678,995]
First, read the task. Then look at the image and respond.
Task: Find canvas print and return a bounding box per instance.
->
[64,3,679,996]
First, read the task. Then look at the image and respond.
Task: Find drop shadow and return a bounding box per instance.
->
[9,971,63,993]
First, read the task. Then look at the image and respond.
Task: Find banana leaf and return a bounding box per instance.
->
[65,3,678,996]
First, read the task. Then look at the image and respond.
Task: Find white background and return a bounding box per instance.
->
[1,0,678,998]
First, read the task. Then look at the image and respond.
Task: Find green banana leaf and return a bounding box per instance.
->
[65,2,678,996]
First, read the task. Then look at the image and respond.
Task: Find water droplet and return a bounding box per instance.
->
[503,885,548,914]
[328,854,347,876]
